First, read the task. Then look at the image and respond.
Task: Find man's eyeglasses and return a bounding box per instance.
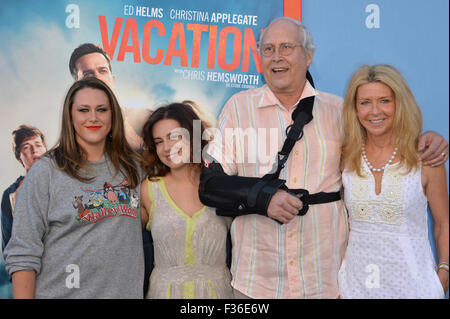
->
[259,43,302,57]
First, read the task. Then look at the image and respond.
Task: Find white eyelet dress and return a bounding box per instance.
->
[338,159,445,299]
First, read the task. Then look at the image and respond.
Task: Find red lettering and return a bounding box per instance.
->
[98,16,123,59]
[187,23,209,68]
[207,25,218,69]
[142,20,165,65]
[119,204,138,218]
[117,18,141,62]
[82,212,95,223]
[100,18,263,72]
[241,28,262,73]
[165,22,188,67]
[218,26,242,71]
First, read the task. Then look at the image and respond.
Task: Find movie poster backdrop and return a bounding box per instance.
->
[0,0,288,299]
[0,0,448,299]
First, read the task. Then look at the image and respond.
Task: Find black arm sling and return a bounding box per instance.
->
[247,72,341,216]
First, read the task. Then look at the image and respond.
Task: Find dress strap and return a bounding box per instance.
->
[145,178,157,230]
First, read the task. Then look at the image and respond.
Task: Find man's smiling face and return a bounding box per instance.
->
[260,19,312,99]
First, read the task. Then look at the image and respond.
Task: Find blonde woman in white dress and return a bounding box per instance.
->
[338,64,448,298]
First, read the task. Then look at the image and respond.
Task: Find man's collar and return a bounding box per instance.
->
[258,80,319,109]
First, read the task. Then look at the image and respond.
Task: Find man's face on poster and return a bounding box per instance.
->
[19,135,47,172]
[75,53,116,89]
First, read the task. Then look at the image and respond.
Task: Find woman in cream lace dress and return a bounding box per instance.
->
[140,101,233,299]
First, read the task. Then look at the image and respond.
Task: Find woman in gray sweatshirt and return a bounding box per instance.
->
[4,77,145,298]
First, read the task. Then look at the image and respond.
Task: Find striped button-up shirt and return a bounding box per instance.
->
[207,81,349,298]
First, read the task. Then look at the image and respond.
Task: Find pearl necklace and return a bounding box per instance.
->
[362,145,397,172]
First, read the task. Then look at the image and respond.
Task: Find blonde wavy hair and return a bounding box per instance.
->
[341,64,422,176]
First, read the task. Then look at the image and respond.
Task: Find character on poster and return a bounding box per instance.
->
[1,125,48,254]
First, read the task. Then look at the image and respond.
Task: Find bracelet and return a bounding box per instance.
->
[438,262,449,272]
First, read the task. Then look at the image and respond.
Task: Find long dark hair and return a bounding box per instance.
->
[48,77,142,188]
[142,101,211,180]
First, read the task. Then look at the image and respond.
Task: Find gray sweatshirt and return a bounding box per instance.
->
[4,155,144,298]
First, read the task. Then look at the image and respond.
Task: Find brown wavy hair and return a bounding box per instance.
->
[48,77,142,188]
[142,101,212,180]
[341,64,422,176]
[12,125,47,161]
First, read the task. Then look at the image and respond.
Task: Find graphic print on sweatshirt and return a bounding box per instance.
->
[72,178,139,225]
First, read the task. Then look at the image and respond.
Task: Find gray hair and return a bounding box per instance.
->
[258,17,316,58]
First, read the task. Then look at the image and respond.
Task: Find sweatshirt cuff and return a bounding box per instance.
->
[6,257,41,276]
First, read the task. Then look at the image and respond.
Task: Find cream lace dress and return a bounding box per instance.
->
[145,178,233,299]
[338,160,445,299]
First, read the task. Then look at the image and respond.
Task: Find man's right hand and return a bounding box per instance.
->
[267,190,303,224]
